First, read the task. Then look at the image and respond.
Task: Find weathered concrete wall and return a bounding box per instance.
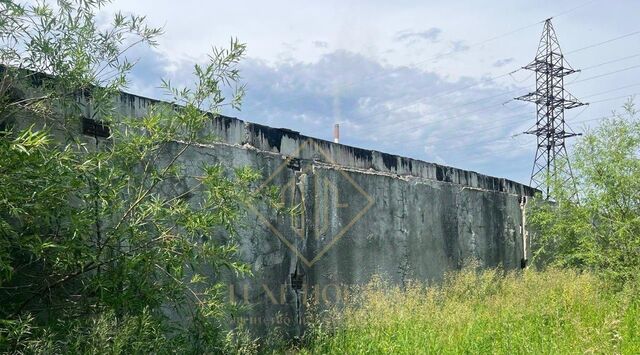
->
[104,91,538,336]
[20,88,533,336]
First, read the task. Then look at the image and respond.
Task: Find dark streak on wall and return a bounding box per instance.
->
[79,89,540,339]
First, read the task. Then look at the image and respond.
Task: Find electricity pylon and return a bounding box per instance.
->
[516,18,587,199]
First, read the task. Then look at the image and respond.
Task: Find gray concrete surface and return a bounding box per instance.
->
[103,90,537,338]
[16,86,537,338]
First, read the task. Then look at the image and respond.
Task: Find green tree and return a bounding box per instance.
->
[0,1,269,352]
[529,100,640,285]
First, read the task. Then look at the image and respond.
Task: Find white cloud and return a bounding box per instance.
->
[112,0,640,184]
[312,41,329,48]
[394,28,442,43]
[493,57,515,68]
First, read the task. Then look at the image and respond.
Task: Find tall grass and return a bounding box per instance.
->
[296,268,639,354]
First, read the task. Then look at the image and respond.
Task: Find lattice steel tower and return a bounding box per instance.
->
[516,18,586,198]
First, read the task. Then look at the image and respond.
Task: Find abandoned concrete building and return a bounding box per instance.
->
[86,90,536,335]
[8,75,537,335]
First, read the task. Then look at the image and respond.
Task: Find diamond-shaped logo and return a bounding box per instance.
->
[248,139,374,267]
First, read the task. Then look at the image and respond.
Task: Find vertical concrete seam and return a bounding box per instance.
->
[520,196,529,269]
[398,187,410,289]
[293,169,309,333]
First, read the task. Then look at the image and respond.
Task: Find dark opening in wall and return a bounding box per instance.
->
[287,157,301,171]
[82,117,110,138]
[290,270,304,291]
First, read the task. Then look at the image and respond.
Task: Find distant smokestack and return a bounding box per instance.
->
[333,123,340,143]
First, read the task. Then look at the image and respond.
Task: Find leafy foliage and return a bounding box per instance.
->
[529,100,640,285]
[0,1,268,353]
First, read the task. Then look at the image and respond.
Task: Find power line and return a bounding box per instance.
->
[373,99,527,140]
[372,27,640,116]
[570,63,640,85]
[399,98,592,146]
[581,53,640,71]
[345,48,640,132]
[423,92,636,152]
[548,0,597,19]
[248,25,640,132]
[453,108,635,166]
[380,57,640,141]
[581,82,640,98]
[391,88,639,150]
[431,93,638,158]
[565,30,640,55]
[589,92,638,104]
[245,1,597,110]
[354,91,636,179]
[437,95,635,169]
[366,84,520,127]
[254,28,640,138]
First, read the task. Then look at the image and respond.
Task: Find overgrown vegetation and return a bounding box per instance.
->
[295,268,639,354]
[0,1,271,353]
[1,1,638,353]
[529,100,640,285]
[292,102,640,354]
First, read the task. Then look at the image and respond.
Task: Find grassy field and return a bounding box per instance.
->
[293,268,639,354]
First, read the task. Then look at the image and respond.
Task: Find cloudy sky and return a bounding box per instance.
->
[105,0,640,184]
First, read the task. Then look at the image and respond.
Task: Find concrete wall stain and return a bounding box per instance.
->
[46,89,538,338]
